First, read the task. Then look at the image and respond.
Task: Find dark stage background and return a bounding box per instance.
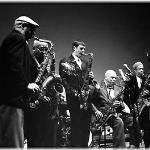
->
[0,2,150,83]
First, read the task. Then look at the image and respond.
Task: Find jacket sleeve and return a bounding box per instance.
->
[3,33,29,97]
[59,58,77,95]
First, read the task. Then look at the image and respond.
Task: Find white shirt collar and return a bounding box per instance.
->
[136,75,142,88]
[72,53,79,61]
[72,54,82,68]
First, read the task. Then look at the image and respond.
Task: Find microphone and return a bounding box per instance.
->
[123,64,132,74]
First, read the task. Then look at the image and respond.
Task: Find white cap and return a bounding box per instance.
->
[15,16,39,27]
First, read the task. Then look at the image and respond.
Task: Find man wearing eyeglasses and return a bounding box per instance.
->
[59,40,95,147]
[92,70,126,148]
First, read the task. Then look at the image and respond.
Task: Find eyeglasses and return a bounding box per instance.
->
[111,76,117,79]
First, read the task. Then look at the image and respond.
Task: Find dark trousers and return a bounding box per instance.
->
[68,96,91,147]
[107,115,126,148]
[121,113,142,147]
[24,103,58,148]
[0,105,24,148]
[139,106,150,148]
[143,130,150,148]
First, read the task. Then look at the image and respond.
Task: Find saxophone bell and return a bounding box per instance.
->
[33,36,54,50]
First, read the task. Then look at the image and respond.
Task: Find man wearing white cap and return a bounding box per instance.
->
[123,61,145,148]
[0,16,39,147]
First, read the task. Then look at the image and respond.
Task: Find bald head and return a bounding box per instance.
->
[105,70,117,79]
[104,70,117,86]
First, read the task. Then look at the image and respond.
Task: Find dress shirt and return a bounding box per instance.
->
[104,80,115,99]
[72,54,82,69]
[136,76,142,88]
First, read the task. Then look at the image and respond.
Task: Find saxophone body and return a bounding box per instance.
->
[79,53,93,110]
[29,37,67,110]
[97,88,124,129]
[28,37,54,109]
[138,75,150,115]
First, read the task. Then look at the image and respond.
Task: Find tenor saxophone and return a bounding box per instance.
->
[79,53,94,110]
[28,37,54,109]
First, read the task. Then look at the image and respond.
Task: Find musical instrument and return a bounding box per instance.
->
[28,37,66,109]
[79,52,94,110]
[119,64,147,116]
[28,37,54,108]
[138,74,150,115]
[60,52,94,110]
[41,74,67,119]
[97,88,125,129]
[118,68,131,114]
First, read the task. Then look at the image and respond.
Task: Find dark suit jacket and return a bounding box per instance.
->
[92,80,124,115]
[0,30,37,108]
[59,54,92,110]
[123,74,146,109]
[59,54,88,96]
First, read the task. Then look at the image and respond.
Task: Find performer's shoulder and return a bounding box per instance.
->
[60,56,71,63]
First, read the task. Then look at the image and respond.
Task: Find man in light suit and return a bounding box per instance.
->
[92,70,126,148]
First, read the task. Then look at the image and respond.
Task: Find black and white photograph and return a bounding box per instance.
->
[0,1,150,148]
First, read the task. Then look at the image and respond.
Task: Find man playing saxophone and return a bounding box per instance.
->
[0,16,39,147]
[24,38,60,148]
[123,62,145,148]
[92,70,126,148]
[59,40,96,147]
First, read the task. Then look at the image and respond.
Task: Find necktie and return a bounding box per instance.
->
[76,58,81,68]
[107,86,115,99]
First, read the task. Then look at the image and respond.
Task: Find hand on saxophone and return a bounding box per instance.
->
[27,83,40,92]
[88,71,94,79]
[113,100,121,108]
[95,110,103,120]
[81,90,86,97]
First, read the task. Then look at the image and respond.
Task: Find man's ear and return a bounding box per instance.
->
[73,46,76,51]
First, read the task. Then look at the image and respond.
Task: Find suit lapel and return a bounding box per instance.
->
[100,81,112,101]
[70,55,81,70]
[133,75,140,90]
